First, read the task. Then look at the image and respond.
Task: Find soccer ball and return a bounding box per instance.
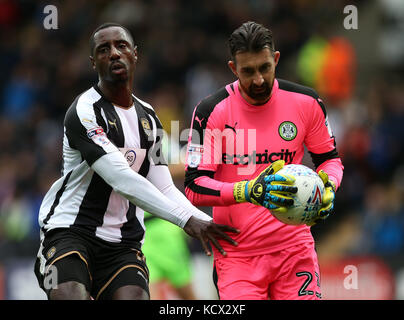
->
[270,164,325,226]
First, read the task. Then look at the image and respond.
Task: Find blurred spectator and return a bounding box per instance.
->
[297,35,356,106]
[379,0,404,69]
[1,62,38,121]
[357,183,404,256]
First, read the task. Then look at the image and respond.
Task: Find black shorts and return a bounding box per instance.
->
[34,228,149,300]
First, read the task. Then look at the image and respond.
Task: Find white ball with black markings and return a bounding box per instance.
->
[270,164,325,226]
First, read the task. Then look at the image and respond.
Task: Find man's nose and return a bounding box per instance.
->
[253,73,264,86]
[109,45,120,59]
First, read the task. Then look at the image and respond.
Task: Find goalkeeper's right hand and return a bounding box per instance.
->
[233,160,297,211]
[306,170,336,226]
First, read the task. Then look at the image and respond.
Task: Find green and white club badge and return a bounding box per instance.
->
[279,121,297,141]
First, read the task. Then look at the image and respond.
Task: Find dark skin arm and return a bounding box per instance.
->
[183,216,240,256]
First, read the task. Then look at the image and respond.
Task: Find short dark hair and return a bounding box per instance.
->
[89,22,134,55]
[228,21,275,61]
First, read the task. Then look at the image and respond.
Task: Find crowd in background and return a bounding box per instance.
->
[0,0,403,297]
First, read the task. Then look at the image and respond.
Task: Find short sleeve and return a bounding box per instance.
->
[142,106,168,166]
[64,97,119,166]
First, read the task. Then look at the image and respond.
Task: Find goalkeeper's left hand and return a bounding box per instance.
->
[307,170,336,226]
[233,160,297,209]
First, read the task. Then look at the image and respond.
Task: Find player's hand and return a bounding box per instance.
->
[233,160,297,210]
[183,216,240,256]
[307,170,336,226]
[262,160,298,214]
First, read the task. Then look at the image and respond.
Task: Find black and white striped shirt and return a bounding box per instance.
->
[38,85,177,246]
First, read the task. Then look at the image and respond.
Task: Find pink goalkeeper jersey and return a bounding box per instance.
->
[184,78,344,258]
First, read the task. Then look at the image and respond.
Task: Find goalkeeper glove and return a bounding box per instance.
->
[307,170,336,226]
[233,160,297,210]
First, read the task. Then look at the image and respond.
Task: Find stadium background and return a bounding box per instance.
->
[0,0,403,299]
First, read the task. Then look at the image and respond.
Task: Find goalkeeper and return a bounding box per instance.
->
[184,21,343,300]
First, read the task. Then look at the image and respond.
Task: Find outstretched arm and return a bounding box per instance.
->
[92,151,193,228]
[93,151,239,255]
[146,163,239,255]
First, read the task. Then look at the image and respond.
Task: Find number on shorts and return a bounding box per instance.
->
[296,271,314,296]
[296,271,321,298]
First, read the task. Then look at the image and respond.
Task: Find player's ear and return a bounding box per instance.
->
[273,51,280,66]
[228,60,237,77]
[133,45,138,62]
[89,55,96,70]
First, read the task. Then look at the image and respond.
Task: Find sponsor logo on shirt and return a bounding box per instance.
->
[87,127,104,138]
[119,148,146,172]
[124,149,137,166]
[188,145,204,153]
[224,122,238,134]
[108,119,118,131]
[194,116,205,127]
[187,144,204,168]
[87,127,110,146]
[222,149,296,165]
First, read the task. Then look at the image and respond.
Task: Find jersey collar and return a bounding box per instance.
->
[233,78,279,111]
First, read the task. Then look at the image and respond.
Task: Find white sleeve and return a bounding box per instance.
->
[91,151,192,228]
[146,164,212,222]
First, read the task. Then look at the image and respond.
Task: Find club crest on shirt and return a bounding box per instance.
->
[46,246,56,260]
[278,121,297,141]
[140,117,152,136]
